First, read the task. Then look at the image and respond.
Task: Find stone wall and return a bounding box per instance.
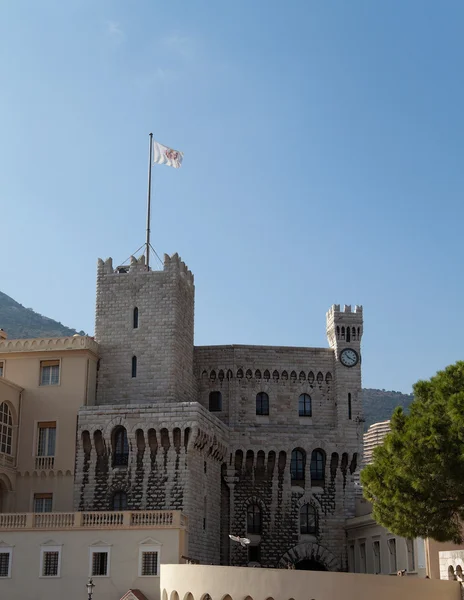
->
[74,402,228,565]
[95,254,195,405]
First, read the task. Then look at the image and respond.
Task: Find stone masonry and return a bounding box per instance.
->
[74,252,364,570]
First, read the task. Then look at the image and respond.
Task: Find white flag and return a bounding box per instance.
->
[153,140,183,169]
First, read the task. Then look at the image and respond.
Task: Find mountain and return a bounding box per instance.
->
[361,388,414,430]
[0,290,414,425]
[0,291,85,340]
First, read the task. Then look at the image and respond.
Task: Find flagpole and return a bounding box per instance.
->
[146,133,153,270]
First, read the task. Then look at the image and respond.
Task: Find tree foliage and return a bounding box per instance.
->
[361,361,464,543]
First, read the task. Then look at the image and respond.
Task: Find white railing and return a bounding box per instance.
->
[131,511,174,527]
[0,510,187,531]
[34,512,75,528]
[35,456,55,470]
[81,512,125,527]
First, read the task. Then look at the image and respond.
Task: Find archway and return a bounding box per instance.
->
[295,558,328,571]
[278,541,340,571]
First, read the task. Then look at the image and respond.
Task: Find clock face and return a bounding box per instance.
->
[340,348,359,367]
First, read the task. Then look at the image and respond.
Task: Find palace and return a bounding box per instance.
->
[0,251,366,598]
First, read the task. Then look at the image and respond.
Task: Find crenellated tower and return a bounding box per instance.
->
[94,253,195,405]
[326,304,364,430]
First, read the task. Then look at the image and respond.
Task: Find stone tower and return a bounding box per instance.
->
[326,304,364,427]
[94,253,195,405]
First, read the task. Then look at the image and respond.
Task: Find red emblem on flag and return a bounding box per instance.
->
[165,149,179,161]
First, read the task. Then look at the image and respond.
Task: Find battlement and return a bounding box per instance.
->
[97,253,194,286]
[326,304,363,319]
[164,252,194,285]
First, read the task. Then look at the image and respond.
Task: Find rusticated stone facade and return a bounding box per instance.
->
[74,252,364,570]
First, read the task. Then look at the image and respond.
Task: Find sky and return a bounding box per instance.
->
[0,1,463,394]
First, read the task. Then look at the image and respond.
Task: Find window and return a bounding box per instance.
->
[247,504,262,535]
[141,551,158,576]
[373,540,381,574]
[0,548,12,578]
[348,393,352,420]
[209,391,222,412]
[132,355,137,378]
[248,545,261,563]
[112,491,127,510]
[203,496,207,530]
[256,392,269,416]
[388,538,397,573]
[90,549,110,577]
[133,307,139,329]
[40,360,60,386]
[300,504,318,535]
[0,361,3,377]
[310,449,325,487]
[348,544,355,572]
[406,539,415,571]
[40,546,61,577]
[113,427,129,467]
[298,394,311,417]
[34,493,53,513]
[139,545,161,576]
[359,542,366,573]
[37,422,56,457]
[0,402,13,455]
[290,449,305,483]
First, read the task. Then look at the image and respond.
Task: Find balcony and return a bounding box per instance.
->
[35,456,55,470]
[0,510,188,531]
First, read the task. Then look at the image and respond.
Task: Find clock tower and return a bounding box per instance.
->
[326,304,364,430]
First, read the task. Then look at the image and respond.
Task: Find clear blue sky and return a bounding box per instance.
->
[1,1,463,393]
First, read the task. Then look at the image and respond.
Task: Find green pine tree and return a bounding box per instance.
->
[361,361,464,543]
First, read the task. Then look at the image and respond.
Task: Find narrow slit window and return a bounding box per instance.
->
[133,307,139,329]
[132,356,137,378]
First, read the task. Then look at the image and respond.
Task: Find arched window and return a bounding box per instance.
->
[291,449,305,483]
[298,394,311,417]
[352,327,356,341]
[256,392,269,416]
[133,307,139,329]
[112,491,128,510]
[300,504,318,535]
[346,327,351,342]
[113,427,129,467]
[310,449,325,486]
[341,326,345,340]
[336,326,340,339]
[209,391,222,412]
[132,355,137,378]
[247,504,262,534]
[0,402,13,455]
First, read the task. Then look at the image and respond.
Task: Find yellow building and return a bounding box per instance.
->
[0,333,98,513]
